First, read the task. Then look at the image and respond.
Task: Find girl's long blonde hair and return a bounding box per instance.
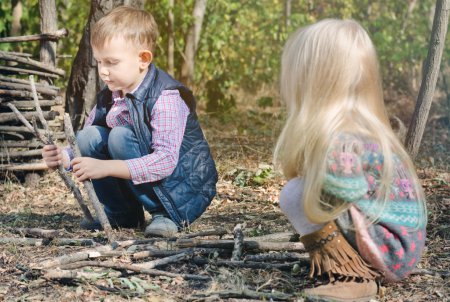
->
[274,19,426,227]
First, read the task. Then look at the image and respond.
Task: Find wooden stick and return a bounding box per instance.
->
[231,224,244,261]
[248,231,298,242]
[0,65,59,79]
[6,101,93,224]
[0,75,59,89]
[0,28,68,43]
[188,288,293,301]
[179,228,227,239]
[0,81,59,96]
[176,238,305,252]
[192,257,306,271]
[1,51,33,57]
[0,162,48,171]
[132,247,226,260]
[244,252,308,262]
[0,110,59,123]
[0,140,44,148]
[63,113,113,242]
[0,89,35,98]
[57,261,210,281]
[0,99,62,109]
[136,251,192,269]
[411,268,450,278]
[0,126,65,136]
[0,149,42,158]
[12,227,63,239]
[0,51,65,76]
[33,245,115,269]
[43,269,121,281]
[0,237,95,246]
[29,76,95,225]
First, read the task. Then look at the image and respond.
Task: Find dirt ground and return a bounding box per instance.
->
[0,106,448,302]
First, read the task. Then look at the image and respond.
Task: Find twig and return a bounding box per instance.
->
[0,28,68,43]
[0,237,95,246]
[176,238,305,252]
[248,231,299,242]
[0,51,65,76]
[136,251,192,269]
[244,252,308,262]
[231,224,244,261]
[178,228,227,239]
[6,91,93,224]
[132,247,227,260]
[63,113,113,242]
[0,110,59,123]
[411,268,450,278]
[57,261,210,281]
[188,288,293,301]
[43,269,121,281]
[192,257,307,271]
[11,228,63,239]
[32,245,114,269]
[0,65,59,79]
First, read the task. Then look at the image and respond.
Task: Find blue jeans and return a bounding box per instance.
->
[77,125,163,224]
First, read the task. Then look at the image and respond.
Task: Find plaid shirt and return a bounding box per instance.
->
[83,89,189,184]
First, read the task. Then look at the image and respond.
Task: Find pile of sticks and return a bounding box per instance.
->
[0,29,68,172]
[11,226,308,301]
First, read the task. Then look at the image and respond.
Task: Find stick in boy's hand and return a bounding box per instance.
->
[63,113,114,240]
[6,76,95,227]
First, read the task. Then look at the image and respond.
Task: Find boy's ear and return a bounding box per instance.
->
[139,50,153,68]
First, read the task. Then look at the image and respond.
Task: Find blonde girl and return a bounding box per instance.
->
[275,19,427,301]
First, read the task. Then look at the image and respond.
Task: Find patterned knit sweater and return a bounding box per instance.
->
[324,133,426,282]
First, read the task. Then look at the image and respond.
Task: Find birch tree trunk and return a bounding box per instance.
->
[39,0,57,69]
[284,0,291,28]
[11,0,22,37]
[405,0,450,159]
[180,0,207,86]
[167,0,175,76]
[65,0,144,131]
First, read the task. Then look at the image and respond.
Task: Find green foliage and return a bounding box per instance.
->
[0,0,444,112]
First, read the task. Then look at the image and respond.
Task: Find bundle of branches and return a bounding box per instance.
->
[8,224,309,301]
[0,34,66,172]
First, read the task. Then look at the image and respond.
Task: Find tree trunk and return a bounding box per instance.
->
[405,0,450,159]
[180,0,207,86]
[167,0,175,76]
[11,0,22,37]
[284,0,291,28]
[39,0,57,70]
[65,0,144,131]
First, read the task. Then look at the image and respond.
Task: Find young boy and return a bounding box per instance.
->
[42,6,218,237]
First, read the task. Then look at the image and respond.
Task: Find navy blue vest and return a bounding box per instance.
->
[92,64,218,227]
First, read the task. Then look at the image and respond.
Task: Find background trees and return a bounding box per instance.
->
[1,0,448,126]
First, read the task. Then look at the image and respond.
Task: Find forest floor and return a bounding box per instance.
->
[0,104,448,302]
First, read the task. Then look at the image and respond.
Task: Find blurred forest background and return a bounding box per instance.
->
[1,0,449,117]
[0,2,448,300]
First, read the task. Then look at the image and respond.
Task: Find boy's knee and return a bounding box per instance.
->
[108,126,135,160]
[77,126,109,157]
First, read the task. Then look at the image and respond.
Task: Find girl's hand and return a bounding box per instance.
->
[42,145,62,169]
[71,157,109,181]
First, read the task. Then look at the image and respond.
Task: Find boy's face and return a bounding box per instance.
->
[93,35,152,95]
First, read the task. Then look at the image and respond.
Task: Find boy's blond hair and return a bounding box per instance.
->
[91,6,159,52]
[274,19,426,228]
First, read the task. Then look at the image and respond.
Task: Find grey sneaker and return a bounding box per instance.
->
[144,215,178,237]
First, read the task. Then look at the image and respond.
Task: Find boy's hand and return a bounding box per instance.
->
[71,157,109,181]
[42,145,64,169]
